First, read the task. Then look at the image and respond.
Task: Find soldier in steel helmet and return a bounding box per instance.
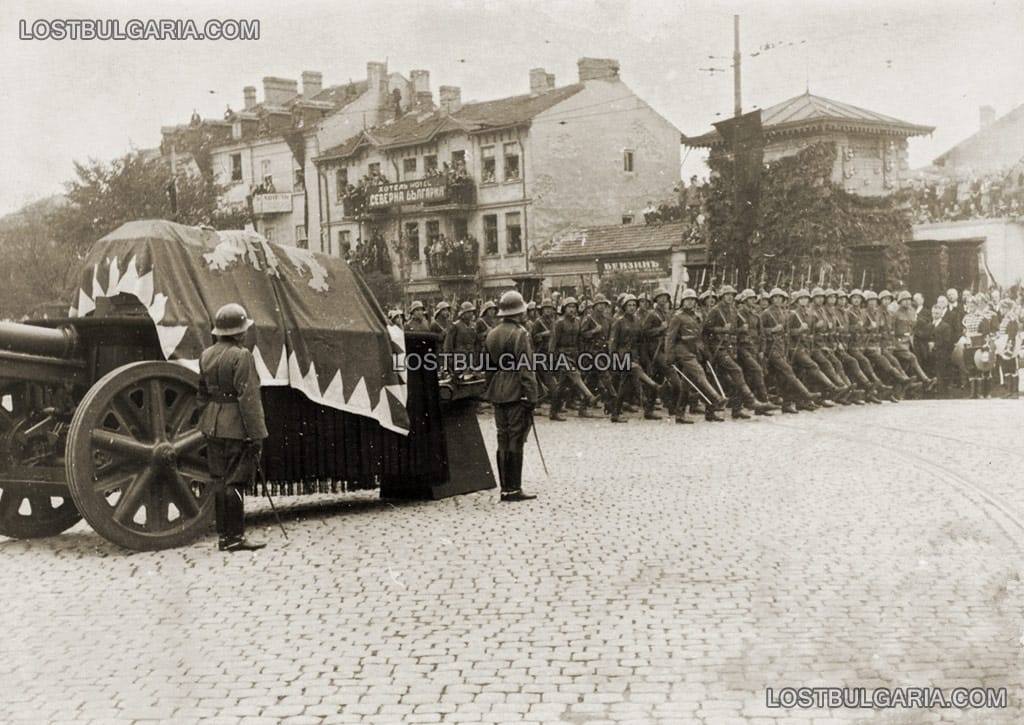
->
[665,288,727,423]
[703,285,775,418]
[405,300,431,332]
[548,296,598,420]
[760,287,818,413]
[196,303,268,552]
[483,291,539,502]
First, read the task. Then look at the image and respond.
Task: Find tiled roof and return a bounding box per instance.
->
[316,85,586,160]
[685,92,934,147]
[537,222,688,262]
[933,102,1024,167]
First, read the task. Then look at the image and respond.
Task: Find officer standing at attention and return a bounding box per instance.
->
[483,291,539,502]
[197,303,268,552]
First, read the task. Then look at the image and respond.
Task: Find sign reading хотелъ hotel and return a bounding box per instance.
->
[367,178,448,209]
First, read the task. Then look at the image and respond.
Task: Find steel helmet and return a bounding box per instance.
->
[768,287,789,300]
[212,303,254,337]
[897,290,912,302]
[497,290,527,317]
[849,289,864,300]
[539,298,556,310]
[481,300,497,314]
[592,293,609,306]
[408,300,425,313]
[810,286,826,298]
[824,288,837,297]
[863,290,878,301]
[698,289,717,302]
[736,288,755,302]
[680,288,698,301]
[458,301,476,315]
[652,288,671,301]
[792,289,811,301]
[434,301,451,313]
[835,289,848,299]
[620,293,638,306]
[878,289,893,300]
[526,300,537,310]
[560,296,578,312]
[718,284,737,297]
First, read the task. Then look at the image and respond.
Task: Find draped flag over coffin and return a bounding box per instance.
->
[70,219,409,435]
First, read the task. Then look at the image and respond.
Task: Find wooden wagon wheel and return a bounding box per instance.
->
[0,387,82,540]
[65,361,214,551]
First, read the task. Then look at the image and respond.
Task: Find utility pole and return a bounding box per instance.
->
[733,14,742,117]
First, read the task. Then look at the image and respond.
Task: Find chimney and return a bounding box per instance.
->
[243,85,257,110]
[367,61,387,92]
[545,72,556,90]
[439,86,462,114]
[530,68,548,95]
[414,91,435,113]
[410,69,430,94]
[577,57,620,82]
[302,71,323,98]
[262,77,298,106]
[980,105,996,130]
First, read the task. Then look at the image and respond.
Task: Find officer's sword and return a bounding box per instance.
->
[671,365,714,407]
[705,358,727,398]
[255,458,288,539]
[530,414,549,477]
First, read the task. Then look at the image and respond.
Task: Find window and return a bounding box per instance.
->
[451,150,466,167]
[503,143,520,181]
[424,154,438,175]
[622,214,634,225]
[293,169,305,193]
[261,159,272,186]
[335,168,348,200]
[295,225,306,247]
[405,222,420,261]
[454,217,468,240]
[230,153,242,182]
[623,150,635,173]
[483,215,498,255]
[426,220,440,243]
[338,230,351,258]
[505,212,522,254]
[403,157,417,176]
[481,146,496,183]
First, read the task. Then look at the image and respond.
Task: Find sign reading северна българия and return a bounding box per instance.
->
[367,178,448,208]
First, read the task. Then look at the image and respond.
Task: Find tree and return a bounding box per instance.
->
[706,141,911,289]
[0,198,77,319]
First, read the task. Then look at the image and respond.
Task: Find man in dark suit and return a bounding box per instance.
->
[483,291,539,502]
[926,303,954,396]
[197,303,268,552]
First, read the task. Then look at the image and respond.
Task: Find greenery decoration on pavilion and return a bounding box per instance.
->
[705,141,911,289]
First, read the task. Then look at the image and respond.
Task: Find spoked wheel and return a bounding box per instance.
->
[65,362,214,551]
[0,390,82,539]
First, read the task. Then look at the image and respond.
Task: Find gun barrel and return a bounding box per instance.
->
[0,321,79,359]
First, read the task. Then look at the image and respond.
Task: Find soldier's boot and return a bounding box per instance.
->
[501,451,536,502]
[731,409,752,420]
[549,389,567,421]
[705,409,725,422]
[218,486,265,552]
[641,387,662,420]
[781,401,800,414]
[865,385,883,404]
[796,399,818,411]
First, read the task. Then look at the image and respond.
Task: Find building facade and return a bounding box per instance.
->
[312,58,681,302]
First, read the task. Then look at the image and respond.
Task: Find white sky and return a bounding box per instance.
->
[1,0,1022,216]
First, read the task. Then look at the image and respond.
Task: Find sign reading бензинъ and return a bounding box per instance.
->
[597,255,670,278]
[367,177,448,208]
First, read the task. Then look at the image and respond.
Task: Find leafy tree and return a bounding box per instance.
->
[706,141,910,289]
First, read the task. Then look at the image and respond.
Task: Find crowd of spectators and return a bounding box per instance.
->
[345,233,391,275]
[904,164,1024,224]
[425,234,480,276]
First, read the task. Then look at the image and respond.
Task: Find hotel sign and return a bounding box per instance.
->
[597,254,670,279]
[252,193,292,215]
[367,177,448,208]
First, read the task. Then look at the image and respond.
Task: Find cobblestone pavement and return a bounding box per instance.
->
[2,400,1023,724]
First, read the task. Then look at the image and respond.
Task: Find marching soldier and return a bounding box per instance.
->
[443,301,479,378]
[608,294,662,423]
[809,287,853,403]
[475,300,499,346]
[580,293,616,410]
[845,289,892,401]
[703,285,775,419]
[548,296,598,420]
[788,289,841,406]
[526,300,539,325]
[642,288,675,413]
[197,303,267,552]
[862,290,912,400]
[430,301,453,342]
[832,290,882,404]
[665,288,727,423]
[878,290,921,398]
[761,288,818,413]
[736,288,774,409]
[529,299,559,405]
[483,291,539,502]
[405,300,431,332]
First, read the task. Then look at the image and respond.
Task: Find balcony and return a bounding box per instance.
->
[251,191,293,216]
[423,236,480,277]
[340,172,475,219]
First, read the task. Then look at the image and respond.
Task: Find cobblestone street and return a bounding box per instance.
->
[2,400,1023,724]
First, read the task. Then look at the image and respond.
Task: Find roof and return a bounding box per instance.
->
[684,92,934,147]
[317,84,585,160]
[222,80,370,125]
[537,222,688,263]
[932,102,1024,168]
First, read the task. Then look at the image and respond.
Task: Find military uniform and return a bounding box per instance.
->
[548,298,596,419]
[665,290,725,423]
[735,290,772,406]
[608,295,660,422]
[197,304,268,552]
[702,287,764,417]
[787,290,840,401]
[528,303,558,403]
[761,290,815,412]
[483,292,539,501]
[580,296,615,406]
